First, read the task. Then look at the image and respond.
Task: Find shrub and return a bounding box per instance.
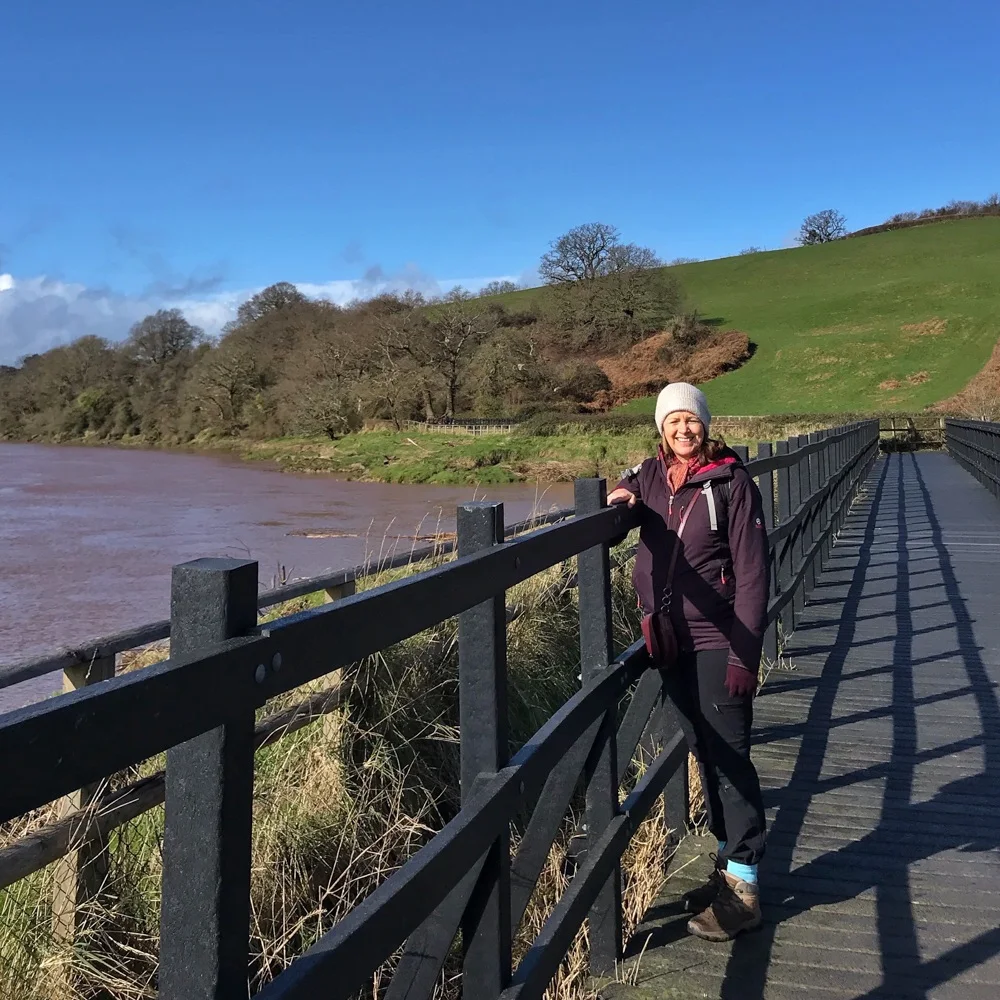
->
[666,312,713,349]
[514,411,655,437]
[558,361,612,403]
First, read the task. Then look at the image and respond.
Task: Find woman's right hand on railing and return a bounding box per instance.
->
[607,488,637,507]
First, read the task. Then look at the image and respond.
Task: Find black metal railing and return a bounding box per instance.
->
[0,420,880,1000]
[946,419,1000,498]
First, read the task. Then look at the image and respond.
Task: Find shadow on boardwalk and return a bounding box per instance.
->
[608,453,1000,1000]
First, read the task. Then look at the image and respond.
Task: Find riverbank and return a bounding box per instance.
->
[11,422,756,486]
[2,427,665,485]
[220,427,665,484]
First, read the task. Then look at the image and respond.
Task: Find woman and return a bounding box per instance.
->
[607,382,768,941]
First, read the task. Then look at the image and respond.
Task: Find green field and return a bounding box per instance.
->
[506,217,1000,415]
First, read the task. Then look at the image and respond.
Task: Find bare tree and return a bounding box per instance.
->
[539,223,667,349]
[739,246,765,255]
[539,223,622,284]
[428,288,498,417]
[236,282,307,326]
[797,210,848,245]
[192,344,263,431]
[467,329,555,415]
[126,310,203,366]
[478,279,520,297]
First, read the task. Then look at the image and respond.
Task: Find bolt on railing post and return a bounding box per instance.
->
[160,558,258,1000]
[756,441,779,667]
[574,477,623,975]
[50,652,116,953]
[457,501,512,997]
[775,439,795,639]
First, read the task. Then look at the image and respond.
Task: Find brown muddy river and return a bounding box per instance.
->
[0,442,572,712]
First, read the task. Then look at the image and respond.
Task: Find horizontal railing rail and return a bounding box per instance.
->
[0,540,644,894]
[0,420,879,999]
[946,419,1000,496]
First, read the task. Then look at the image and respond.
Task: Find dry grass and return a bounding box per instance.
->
[934,335,1000,419]
[900,317,947,337]
[0,535,674,1000]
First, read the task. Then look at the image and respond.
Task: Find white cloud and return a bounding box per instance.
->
[0,268,521,366]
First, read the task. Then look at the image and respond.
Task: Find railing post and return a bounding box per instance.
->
[51,653,116,948]
[803,433,820,594]
[575,477,622,974]
[756,442,779,667]
[324,575,357,603]
[789,438,806,620]
[818,430,834,564]
[834,426,846,532]
[160,558,258,1000]
[988,425,1000,496]
[775,439,795,640]
[457,501,511,997]
[656,693,689,844]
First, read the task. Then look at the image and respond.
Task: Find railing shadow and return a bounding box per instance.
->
[703,452,1000,998]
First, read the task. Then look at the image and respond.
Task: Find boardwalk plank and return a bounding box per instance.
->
[602,453,1000,999]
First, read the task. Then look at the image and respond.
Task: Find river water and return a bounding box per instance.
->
[0,442,572,713]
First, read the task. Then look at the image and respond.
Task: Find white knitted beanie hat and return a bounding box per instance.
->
[654,382,711,436]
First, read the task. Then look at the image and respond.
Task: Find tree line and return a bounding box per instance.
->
[0,224,680,443]
[796,193,1000,247]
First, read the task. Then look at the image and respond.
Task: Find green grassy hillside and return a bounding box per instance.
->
[508,217,1000,415]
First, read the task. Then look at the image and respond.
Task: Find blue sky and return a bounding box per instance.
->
[2,0,998,363]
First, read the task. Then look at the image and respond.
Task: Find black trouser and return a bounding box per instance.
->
[661,647,766,866]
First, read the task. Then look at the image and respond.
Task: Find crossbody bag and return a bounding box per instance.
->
[640,496,699,668]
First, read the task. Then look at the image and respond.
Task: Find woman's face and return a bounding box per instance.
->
[661,411,705,461]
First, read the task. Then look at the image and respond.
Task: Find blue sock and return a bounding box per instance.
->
[717,839,727,856]
[727,860,758,884]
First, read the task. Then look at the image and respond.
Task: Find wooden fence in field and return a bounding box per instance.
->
[397,413,949,449]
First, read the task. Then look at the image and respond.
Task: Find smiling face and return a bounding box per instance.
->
[661,410,706,461]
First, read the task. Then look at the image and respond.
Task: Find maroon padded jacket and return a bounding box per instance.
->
[614,448,770,675]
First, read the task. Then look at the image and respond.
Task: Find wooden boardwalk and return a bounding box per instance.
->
[606,452,1000,1000]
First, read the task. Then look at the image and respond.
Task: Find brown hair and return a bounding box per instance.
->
[660,434,728,463]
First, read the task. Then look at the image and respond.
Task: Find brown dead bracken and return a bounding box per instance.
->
[933,336,1000,419]
[593,329,752,408]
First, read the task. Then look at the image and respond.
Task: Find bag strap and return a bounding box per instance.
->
[662,497,699,609]
[703,481,718,530]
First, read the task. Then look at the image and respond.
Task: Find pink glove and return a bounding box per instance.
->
[725,661,758,698]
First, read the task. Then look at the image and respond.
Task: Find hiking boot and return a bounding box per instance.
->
[686,871,762,942]
[682,854,725,914]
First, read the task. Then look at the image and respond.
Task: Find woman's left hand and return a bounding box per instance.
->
[725,661,758,698]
